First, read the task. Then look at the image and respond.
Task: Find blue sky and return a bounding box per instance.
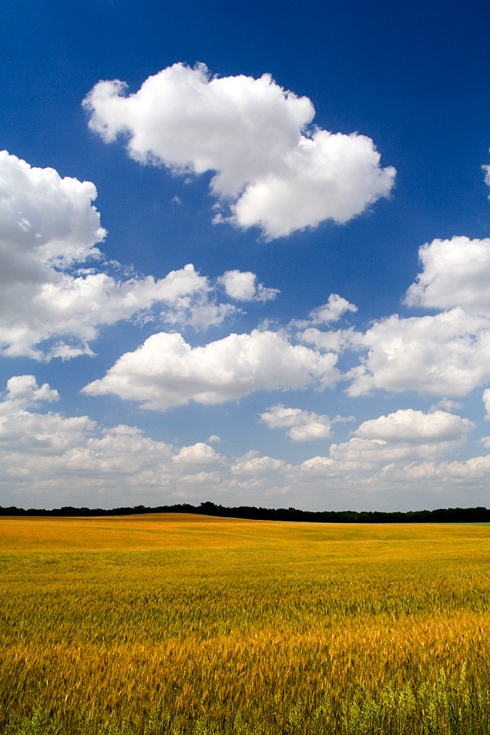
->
[1,0,490,511]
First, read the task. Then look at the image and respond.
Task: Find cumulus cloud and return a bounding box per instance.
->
[218,270,279,302]
[295,236,490,399]
[308,294,358,324]
[367,454,490,486]
[1,152,279,359]
[405,237,490,315]
[0,376,228,505]
[429,398,462,413]
[299,325,356,353]
[355,408,473,444]
[82,329,340,411]
[173,442,222,464]
[0,150,106,275]
[0,376,95,456]
[83,63,395,239]
[230,450,288,475]
[3,375,59,407]
[327,409,473,468]
[260,403,332,441]
[338,309,490,397]
[293,294,357,331]
[1,377,488,510]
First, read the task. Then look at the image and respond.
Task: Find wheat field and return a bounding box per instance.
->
[1,514,490,734]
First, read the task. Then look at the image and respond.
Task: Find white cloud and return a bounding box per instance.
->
[0,377,488,511]
[299,455,338,474]
[308,294,357,324]
[343,309,490,397]
[483,388,490,419]
[218,270,279,302]
[179,471,222,485]
[0,153,244,359]
[83,63,395,239]
[483,152,490,196]
[355,408,473,444]
[329,409,473,468]
[173,442,222,464]
[83,329,340,411]
[3,375,59,407]
[296,239,490,399]
[299,325,357,353]
[405,237,490,315]
[429,398,462,413]
[368,454,490,485]
[329,438,411,467]
[0,377,96,456]
[0,150,106,275]
[230,451,288,475]
[293,294,358,332]
[260,403,332,441]
[0,378,222,505]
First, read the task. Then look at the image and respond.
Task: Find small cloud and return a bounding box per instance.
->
[292,293,357,329]
[172,442,221,464]
[483,388,490,420]
[429,398,462,413]
[260,403,332,442]
[4,375,59,407]
[332,414,356,424]
[218,270,279,302]
[483,151,490,197]
[308,294,358,324]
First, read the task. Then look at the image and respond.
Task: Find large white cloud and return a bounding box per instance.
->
[0,150,106,276]
[83,63,395,239]
[0,152,285,359]
[347,309,490,396]
[260,403,332,441]
[82,330,340,410]
[299,303,490,398]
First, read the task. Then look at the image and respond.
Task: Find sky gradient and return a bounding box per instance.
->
[1,0,490,511]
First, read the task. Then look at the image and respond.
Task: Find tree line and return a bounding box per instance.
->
[1,501,490,523]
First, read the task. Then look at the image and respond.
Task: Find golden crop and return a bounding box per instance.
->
[1,514,490,734]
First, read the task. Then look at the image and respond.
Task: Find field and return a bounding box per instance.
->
[1,514,490,734]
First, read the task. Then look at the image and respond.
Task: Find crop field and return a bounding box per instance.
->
[2,514,490,734]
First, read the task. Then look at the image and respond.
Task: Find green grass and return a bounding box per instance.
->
[2,515,490,733]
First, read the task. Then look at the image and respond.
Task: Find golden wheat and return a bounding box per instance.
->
[1,515,490,733]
